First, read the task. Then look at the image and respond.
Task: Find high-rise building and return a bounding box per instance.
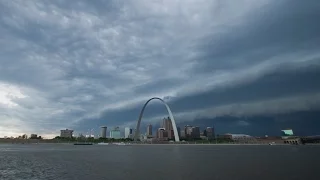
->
[206,127,215,139]
[100,126,107,138]
[110,127,121,139]
[60,129,74,138]
[162,117,173,139]
[125,127,132,138]
[185,125,193,139]
[191,126,200,139]
[157,128,168,141]
[147,124,152,136]
[162,117,173,130]
[183,125,200,139]
[180,130,186,139]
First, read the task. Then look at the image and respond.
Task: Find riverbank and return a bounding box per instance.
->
[1,139,318,145]
[1,142,315,146]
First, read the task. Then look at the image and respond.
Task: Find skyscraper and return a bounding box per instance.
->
[183,125,200,139]
[162,117,173,130]
[157,128,168,140]
[100,126,107,138]
[191,126,200,139]
[185,125,193,139]
[125,127,132,138]
[162,117,173,139]
[147,124,152,136]
[206,127,215,139]
[110,127,121,139]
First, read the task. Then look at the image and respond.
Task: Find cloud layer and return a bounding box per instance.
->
[0,0,319,137]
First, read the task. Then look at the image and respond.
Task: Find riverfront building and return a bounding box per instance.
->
[100,126,107,138]
[60,129,74,138]
[205,127,215,139]
[183,125,200,139]
[157,128,168,141]
[124,127,133,138]
[147,124,153,136]
[162,117,174,139]
[110,127,121,139]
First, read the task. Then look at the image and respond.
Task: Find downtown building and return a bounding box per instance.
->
[162,117,174,139]
[100,126,107,138]
[184,125,200,140]
[205,127,215,139]
[157,128,168,141]
[147,124,152,136]
[60,129,74,138]
[110,127,121,139]
[124,127,133,139]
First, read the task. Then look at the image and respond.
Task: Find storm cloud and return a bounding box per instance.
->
[0,0,319,137]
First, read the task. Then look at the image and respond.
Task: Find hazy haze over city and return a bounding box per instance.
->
[0,0,320,138]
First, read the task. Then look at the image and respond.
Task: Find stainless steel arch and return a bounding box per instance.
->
[134,97,180,142]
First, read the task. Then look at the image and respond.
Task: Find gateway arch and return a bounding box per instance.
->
[134,97,180,142]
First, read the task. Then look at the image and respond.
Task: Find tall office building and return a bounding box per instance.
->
[147,124,152,136]
[180,129,186,139]
[60,129,74,138]
[100,126,107,138]
[183,125,200,139]
[162,117,173,131]
[110,127,121,139]
[185,125,193,139]
[125,127,132,138]
[162,117,173,139]
[157,128,168,140]
[206,127,215,139]
[191,126,200,139]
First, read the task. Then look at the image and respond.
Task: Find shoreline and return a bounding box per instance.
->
[1,142,317,146]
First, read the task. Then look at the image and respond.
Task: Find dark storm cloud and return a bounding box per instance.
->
[73,0,320,133]
[192,0,320,72]
[0,0,319,137]
[187,110,320,136]
[76,64,320,132]
[170,64,320,112]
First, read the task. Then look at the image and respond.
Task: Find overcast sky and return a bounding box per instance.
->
[0,0,320,138]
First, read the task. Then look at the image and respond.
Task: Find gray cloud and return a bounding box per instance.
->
[0,0,319,137]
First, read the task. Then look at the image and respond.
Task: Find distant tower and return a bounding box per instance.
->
[157,128,168,140]
[60,129,74,138]
[100,126,107,138]
[162,117,173,139]
[110,127,121,139]
[125,127,132,138]
[147,124,153,136]
[206,127,215,139]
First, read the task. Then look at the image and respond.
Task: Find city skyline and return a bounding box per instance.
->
[2,110,320,139]
[4,115,317,140]
[1,0,320,137]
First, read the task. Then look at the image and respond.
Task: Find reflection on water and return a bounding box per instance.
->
[0,144,319,180]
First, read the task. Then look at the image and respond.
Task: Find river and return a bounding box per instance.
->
[0,144,319,180]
